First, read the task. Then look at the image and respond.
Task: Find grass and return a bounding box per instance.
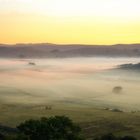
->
[0,103,140,139]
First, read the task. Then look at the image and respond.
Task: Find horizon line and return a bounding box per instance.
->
[0,42,140,46]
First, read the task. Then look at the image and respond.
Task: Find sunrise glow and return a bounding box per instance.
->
[1,0,140,44]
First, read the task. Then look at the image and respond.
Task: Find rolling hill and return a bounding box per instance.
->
[0,43,140,58]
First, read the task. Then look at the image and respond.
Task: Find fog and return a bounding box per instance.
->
[0,57,140,111]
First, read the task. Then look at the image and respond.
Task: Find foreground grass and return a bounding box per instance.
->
[0,103,140,139]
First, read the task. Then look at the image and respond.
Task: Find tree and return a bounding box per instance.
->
[0,133,4,140]
[93,133,137,140]
[112,86,123,94]
[120,136,137,140]
[17,116,84,140]
[100,133,118,140]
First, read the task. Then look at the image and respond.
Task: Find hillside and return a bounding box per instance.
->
[118,63,140,70]
[0,43,140,58]
[0,104,140,139]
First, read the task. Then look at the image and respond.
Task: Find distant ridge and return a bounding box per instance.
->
[0,43,140,58]
[118,63,140,70]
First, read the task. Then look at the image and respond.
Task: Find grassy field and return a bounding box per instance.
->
[0,103,140,139]
[0,58,140,139]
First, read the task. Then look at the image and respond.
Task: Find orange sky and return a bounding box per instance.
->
[1,0,140,45]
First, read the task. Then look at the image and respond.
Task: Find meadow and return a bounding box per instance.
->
[0,57,140,139]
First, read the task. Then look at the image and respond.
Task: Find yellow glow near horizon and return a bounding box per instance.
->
[0,0,140,44]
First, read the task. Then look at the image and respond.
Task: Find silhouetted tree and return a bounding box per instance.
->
[0,133,4,140]
[120,136,137,140]
[100,133,118,140]
[94,133,137,140]
[17,116,83,140]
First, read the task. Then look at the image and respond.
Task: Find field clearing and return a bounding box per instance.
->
[0,103,140,139]
[0,57,140,139]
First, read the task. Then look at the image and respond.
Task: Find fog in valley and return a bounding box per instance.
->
[0,57,140,111]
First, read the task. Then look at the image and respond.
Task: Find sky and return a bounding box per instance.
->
[0,0,140,45]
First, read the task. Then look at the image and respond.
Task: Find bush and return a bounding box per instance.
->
[94,133,137,140]
[120,136,137,140]
[112,86,123,94]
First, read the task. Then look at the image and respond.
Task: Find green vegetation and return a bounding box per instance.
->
[94,133,137,140]
[17,116,83,140]
[0,116,138,140]
[0,104,140,139]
